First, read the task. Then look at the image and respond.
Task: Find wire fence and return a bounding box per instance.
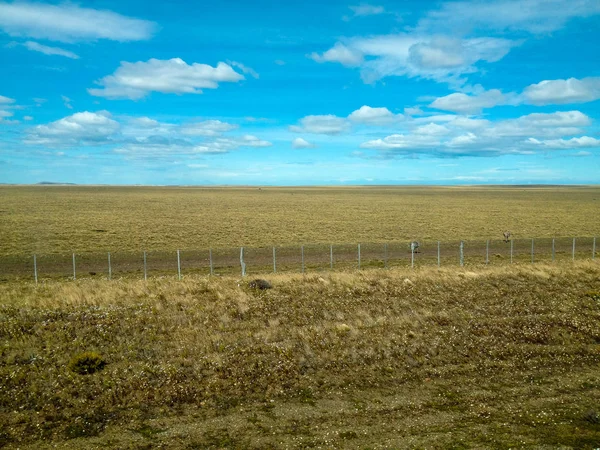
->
[0,237,597,283]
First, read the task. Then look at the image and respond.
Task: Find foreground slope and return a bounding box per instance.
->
[1,263,599,448]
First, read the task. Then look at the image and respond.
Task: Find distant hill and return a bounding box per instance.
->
[36,182,77,185]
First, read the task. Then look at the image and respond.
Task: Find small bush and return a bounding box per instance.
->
[68,351,107,375]
[248,279,272,290]
[583,409,599,424]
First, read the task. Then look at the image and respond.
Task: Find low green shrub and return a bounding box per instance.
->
[68,351,107,375]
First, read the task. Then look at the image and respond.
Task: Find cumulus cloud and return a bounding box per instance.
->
[289,115,350,135]
[417,0,600,35]
[310,43,364,67]
[523,77,600,105]
[311,34,517,84]
[88,58,245,100]
[527,136,600,149]
[181,120,238,136]
[25,111,120,145]
[348,105,403,125]
[0,95,15,104]
[0,1,157,42]
[348,4,385,17]
[359,109,594,157]
[430,89,516,114]
[291,137,316,149]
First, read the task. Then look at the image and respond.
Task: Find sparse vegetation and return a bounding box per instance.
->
[1,262,599,448]
[68,351,107,375]
[1,185,599,255]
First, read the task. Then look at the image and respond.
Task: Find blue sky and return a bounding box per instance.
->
[0,0,599,185]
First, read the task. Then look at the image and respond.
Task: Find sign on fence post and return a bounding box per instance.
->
[273,247,276,273]
[384,243,388,269]
[143,251,147,281]
[177,250,181,280]
[72,253,76,280]
[572,238,576,261]
[358,244,361,270]
[531,238,534,264]
[209,249,214,276]
[552,238,555,261]
[240,247,246,277]
[437,241,440,268]
[33,254,37,284]
[330,244,333,270]
[108,252,111,280]
[459,241,464,267]
[301,245,305,274]
[510,240,514,264]
[486,240,489,265]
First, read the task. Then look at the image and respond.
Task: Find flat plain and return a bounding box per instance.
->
[1,185,599,449]
[1,185,599,256]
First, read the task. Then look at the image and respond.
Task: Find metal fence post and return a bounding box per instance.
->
[301,245,305,274]
[209,249,214,276]
[552,238,555,261]
[143,251,147,281]
[384,243,388,269]
[240,247,246,277]
[358,244,361,270]
[177,249,181,280]
[486,240,489,265]
[273,247,277,273]
[411,243,415,268]
[459,241,464,267]
[531,238,534,264]
[593,237,596,260]
[437,241,440,268]
[510,239,513,264]
[72,253,76,280]
[330,244,333,270]
[572,238,576,261]
[33,254,38,284]
[108,252,111,280]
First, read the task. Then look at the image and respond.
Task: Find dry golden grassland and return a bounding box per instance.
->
[1,185,599,256]
[1,263,599,448]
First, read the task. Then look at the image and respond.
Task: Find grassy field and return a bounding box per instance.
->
[1,185,599,256]
[1,263,599,448]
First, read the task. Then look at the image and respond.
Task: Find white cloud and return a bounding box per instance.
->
[181,120,238,136]
[130,117,160,128]
[289,115,350,135]
[309,43,363,67]
[291,137,316,149]
[0,1,157,42]
[0,95,15,104]
[404,106,424,116]
[228,61,259,79]
[61,95,72,109]
[361,133,441,150]
[349,4,385,17]
[430,89,515,114]
[23,115,33,121]
[348,105,402,125]
[25,111,120,145]
[417,0,600,35]
[0,95,17,122]
[527,136,600,149]
[450,117,491,129]
[523,77,600,105]
[312,34,517,84]
[190,136,272,154]
[88,58,245,100]
[19,41,79,59]
[358,109,594,158]
[414,123,450,135]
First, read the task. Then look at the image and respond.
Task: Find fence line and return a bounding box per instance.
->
[1,236,597,283]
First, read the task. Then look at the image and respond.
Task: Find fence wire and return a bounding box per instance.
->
[0,237,597,283]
